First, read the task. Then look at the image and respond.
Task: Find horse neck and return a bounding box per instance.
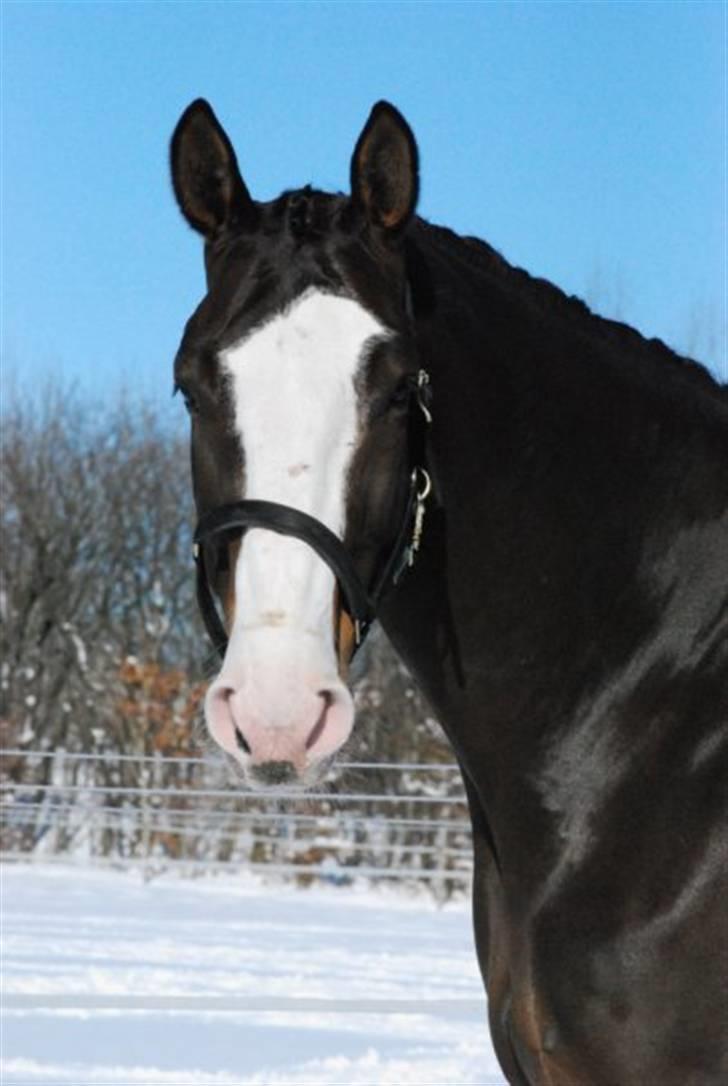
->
[382,223,728,818]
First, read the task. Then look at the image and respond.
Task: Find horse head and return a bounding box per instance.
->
[170,99,429,788]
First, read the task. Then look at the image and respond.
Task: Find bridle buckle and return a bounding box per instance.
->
[416,369,433,424]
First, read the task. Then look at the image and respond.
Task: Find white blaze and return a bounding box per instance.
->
[221,288,387,661]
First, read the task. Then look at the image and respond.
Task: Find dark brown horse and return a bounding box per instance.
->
[170,99,728,1085]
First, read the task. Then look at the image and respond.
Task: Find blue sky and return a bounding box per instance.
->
[2,1,725,416]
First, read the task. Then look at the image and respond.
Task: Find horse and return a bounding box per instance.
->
[169,99,728,1085]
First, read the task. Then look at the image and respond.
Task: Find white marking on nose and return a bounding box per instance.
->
[207,289,390,771]
[221,289,387,646]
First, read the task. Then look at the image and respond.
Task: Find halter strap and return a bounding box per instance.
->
[193,368,433,660]
[194,499,374,653]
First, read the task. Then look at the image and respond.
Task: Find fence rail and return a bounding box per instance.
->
[6,781,467,805]
[1,749,463,772]
[1,748,472,895]
[2,800,470,832]
[2,992,485,1015]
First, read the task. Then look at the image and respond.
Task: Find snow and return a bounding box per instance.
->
[2,864,507,1085]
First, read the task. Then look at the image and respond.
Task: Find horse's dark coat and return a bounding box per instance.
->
[171,100,728,1085]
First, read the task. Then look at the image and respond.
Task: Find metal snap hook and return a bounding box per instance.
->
[415,467,432,502]
[406,467,432,568]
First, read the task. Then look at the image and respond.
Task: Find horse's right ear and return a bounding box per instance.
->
[350,101,419,235]
[170,99,255,238]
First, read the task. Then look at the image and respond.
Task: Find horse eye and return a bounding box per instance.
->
[174,383,198,415]
[389,378,412,411]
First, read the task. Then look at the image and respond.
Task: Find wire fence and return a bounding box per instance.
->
[3,992,485,1016]
[1,748,472,897]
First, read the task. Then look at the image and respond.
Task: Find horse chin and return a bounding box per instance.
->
[233,752,336,793]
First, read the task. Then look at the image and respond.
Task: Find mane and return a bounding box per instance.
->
[264,189,725,415]
[413,218,727,408]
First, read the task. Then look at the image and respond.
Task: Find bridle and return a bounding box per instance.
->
[193,368,433,662]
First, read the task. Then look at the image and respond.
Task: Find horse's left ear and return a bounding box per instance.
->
[350,101,419,234]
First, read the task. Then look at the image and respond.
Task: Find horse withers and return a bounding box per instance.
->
[169,99,728,1085]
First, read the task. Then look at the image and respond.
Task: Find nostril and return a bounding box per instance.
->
[210,685,251,756]
[234,725,251,754]
[220,688,251,754]
[306,690,333,751]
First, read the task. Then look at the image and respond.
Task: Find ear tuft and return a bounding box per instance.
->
[170,99,254,238]
[350,101,419,234]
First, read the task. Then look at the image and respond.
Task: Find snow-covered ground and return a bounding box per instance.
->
[2,864,507,1085]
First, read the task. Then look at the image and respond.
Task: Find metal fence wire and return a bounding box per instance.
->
[0,748,472,896]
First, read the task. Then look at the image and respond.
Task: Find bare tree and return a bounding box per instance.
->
[1,386,203,758]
